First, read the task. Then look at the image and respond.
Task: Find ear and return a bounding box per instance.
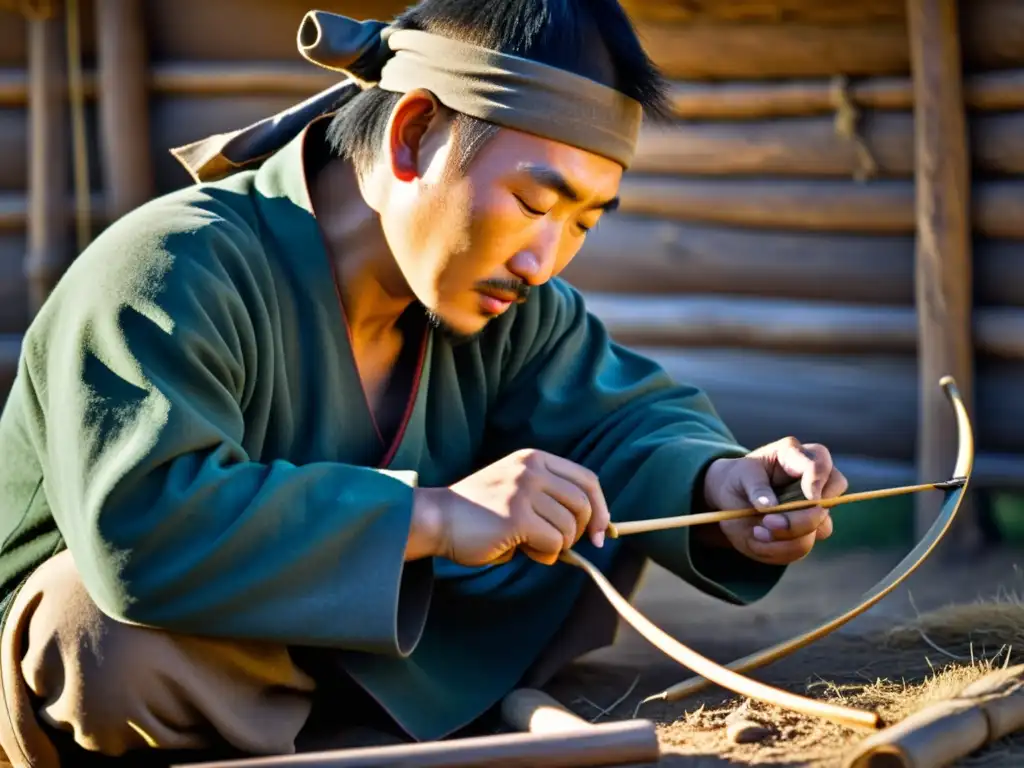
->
[386,89,444,183]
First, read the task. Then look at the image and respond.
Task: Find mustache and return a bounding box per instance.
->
[475,278,531,303]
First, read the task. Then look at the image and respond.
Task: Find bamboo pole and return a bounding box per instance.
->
[907,0,977,554]
[94,0,156,219]
[24,3,68,317]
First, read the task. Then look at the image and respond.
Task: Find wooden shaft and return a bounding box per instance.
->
[560,550,884,732]
[607,480,961,538]
[906,0,977,555]
[501,689,594,734]
[95,0,156,219]
[177,720,660,768]
[25,11,69,317]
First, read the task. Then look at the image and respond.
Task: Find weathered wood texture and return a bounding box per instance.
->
[664,69,1024,120]
[907,0,975,543]
[562,216,1024,307]
[628,0,1024,80]
[632,111,1024,178]
[616,177,1024,239]
[579,293,1024,359]
[643,349,1022,462]
[94,0,155,219]
[26,13,69,315]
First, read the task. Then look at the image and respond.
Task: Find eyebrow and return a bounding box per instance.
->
[518,163,620,212]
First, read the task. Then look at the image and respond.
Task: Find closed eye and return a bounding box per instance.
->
[515,196,546,217]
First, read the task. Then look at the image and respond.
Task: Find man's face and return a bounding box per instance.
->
[378,98,624,339]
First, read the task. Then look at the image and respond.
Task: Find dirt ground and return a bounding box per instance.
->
[542,544,1024,767]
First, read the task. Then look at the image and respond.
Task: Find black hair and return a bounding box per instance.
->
[325,0,669,177]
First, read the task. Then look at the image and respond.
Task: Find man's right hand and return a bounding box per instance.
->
[412,449,610,567]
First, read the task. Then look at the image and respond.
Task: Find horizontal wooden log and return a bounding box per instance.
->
[0,192,107,233]
[617,177,1024,239]
[666,69,1024,120]
[579,293,1024,359]
[5,65,1024,122]
[619,0,907,24]
[632,0,1024,80]
[633,111,1024,178]
[144,0,408,62]
[639,348,1024,461]
[564,216,1024,307]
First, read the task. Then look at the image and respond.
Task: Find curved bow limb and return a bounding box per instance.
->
[560,549,885,731]
[643,375,974,706]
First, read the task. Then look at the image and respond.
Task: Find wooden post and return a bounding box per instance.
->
[95,0,155,220]
[25,4,70,316]
[906,0,977,554]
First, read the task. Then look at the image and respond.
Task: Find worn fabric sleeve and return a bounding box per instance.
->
[20,211,432,651]
[483,279,785,605]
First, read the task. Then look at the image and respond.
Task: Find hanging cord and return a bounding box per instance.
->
[64,0,92,253]
[830,74,879,183]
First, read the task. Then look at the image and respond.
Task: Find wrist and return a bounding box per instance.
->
[407,488,449,561]
[701,457,731,509]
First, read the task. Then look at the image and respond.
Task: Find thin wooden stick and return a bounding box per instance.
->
[606,477,965,538]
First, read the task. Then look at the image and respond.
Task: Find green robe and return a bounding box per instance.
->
[0,118,785,742]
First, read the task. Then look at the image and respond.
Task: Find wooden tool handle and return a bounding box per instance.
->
[177,720,661,768]
[501,688,594,733]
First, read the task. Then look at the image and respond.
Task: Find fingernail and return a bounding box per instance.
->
[762,514,789,530]
[756,495,771,507]
[593,531,605,548]
[753,526,773,542]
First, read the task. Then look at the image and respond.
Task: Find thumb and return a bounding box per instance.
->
[738,463,778,510]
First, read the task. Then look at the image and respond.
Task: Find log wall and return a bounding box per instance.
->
[0,0,1022,496]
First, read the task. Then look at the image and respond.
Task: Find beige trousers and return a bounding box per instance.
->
[0,548,643,767]
[0,550,318,767]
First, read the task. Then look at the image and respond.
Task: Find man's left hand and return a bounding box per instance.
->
[702,438,848,566]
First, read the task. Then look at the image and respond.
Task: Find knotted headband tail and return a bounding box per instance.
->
[171,9,644,183]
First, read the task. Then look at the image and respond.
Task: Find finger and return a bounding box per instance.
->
[533,493,581,550]
[777,441,834,501]
[544,455,611,549]
[815,513,834,541]
[736,461,779,511]
[745,530,818,565]
[519,507,569,566]
[821,466,849,499]
[759,505,829,541]
[537,472,594,545]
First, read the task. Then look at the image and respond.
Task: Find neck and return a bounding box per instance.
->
[308,157,414,341]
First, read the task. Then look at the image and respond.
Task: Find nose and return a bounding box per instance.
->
[507,228,561,286]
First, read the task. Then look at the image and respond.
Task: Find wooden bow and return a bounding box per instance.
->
[559,375,974,731]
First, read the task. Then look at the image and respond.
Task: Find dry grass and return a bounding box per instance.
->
[637,592,1024,766]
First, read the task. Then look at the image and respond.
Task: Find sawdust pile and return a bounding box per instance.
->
[629,592,1024,766]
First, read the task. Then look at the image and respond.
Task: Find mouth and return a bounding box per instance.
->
[477,289,517,315]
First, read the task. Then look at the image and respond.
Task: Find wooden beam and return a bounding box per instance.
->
[906,0,976,552]
[665,69,1024,120]
[563,216,1024,308]
[632,111,1024,178]
[617,177,1024,239]
[25,12,69,318]
[630,0,1024,80]
[579,293,1024,359]
[94,0,156,218]
[0,192,106,232]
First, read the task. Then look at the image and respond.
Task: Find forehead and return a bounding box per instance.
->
[466,125,624,195]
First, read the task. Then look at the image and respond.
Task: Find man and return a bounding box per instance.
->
[0,0,846,764]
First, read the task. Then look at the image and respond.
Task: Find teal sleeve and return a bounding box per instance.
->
[484,279,785,605]
[21,214,432,652]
